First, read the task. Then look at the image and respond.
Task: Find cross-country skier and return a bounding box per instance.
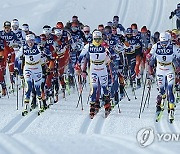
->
[112,16,125,35]
[83,25,92,43]
[75,30,112,118]
[169,3,180,29]
[16,34,44,115]
[0,21,20,92]
[148,32,180,123]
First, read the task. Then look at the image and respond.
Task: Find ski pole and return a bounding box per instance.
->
[5,86,9,99]
[76,79,85,110]
[73,75,79,95]
[123,87,131,101]
[146,83,152,108]
[138,73,147,118]
[16,75,19,110]
[87,93,90,104]
[22,79,24,107]
[142,85,151,113]
[117,99,121,113]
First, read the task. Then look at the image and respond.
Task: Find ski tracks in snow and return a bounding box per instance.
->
[79,108,106,135]
[0,110,38,135]
[0,134,34,154]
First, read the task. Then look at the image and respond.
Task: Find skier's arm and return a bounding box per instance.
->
[169,10,176,19]
[173,45,180,66]
[15,46,23,60]
[77,43,89,64]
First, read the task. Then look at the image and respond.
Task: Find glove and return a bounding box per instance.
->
[169,11,174,19]
[74,63,81,75]
[119,35,125,43]
[39,45,44,51]
[46,67,51,75]
[20,75,24,80]
[82,70,88,78]
[14,68,19,76]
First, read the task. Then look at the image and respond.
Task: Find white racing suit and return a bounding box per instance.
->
[78,43,110,105]
[17,43,42,103]
[150,42,180,110]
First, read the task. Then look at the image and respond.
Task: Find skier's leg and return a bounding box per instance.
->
[167,72,175,122]
[89,72,98,116]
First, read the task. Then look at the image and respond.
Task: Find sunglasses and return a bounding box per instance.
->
[4,26,11,29]
[84,31,90,33]
[94,38,101,41]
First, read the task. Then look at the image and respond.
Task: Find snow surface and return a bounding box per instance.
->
[0,0,180,154]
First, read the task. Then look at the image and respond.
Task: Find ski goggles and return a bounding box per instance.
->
[94,38,101,41]
[84,31,90,34]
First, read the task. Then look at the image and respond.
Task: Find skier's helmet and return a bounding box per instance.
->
[4,21,11,28]
[93,30,102,43]
[22,24,29,31]
[54,28,63,37]
[131,23,138,30]
[126,28,133,35]
[159,32,171,47]
[26,34,35,41]
[154,31,160,39]
[177,3,180,9]
[141,26,148,33]
[113,16,119,25]
[40,34,46,41]
[11,19,19,30]
[56,22,64,29]
[171,29,180,39]
[43,25,51,35]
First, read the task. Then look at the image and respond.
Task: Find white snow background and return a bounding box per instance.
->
[0,0,180,154]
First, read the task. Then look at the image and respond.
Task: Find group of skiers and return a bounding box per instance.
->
[0,4,180,122]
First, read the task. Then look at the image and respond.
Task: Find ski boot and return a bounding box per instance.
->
[114,92,119,105]
[136,78,141,89]
[68,75,75,89]
[1,88,7,97]
[119,84,125,100]
[104,95,111,118]
[155,105,162,122]
[62,85,66,99]
[22,100,29,116]
[110,98,115,109]
[89,102,95,119]
[48,95,54,107]
[37,98,44,116]
[94,100,100,114]
[168,103,175,123]
[42,99,48,110]
[175,85,180,103]
[54,92,59,103]
[155,94,165,122]
[47,89,54,107]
